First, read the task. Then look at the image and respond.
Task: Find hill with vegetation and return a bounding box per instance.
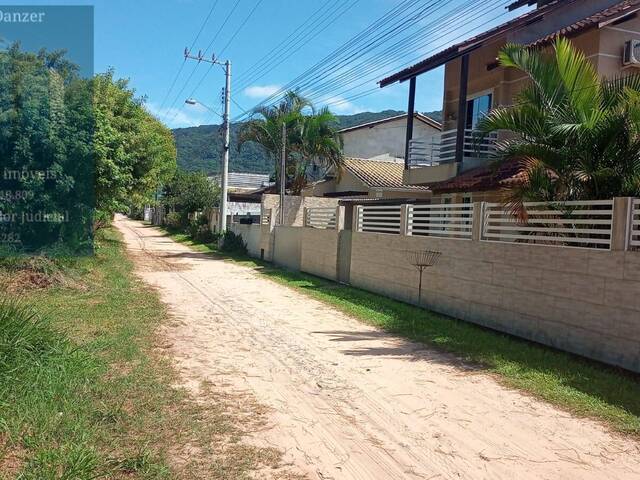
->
[173,110,442,175]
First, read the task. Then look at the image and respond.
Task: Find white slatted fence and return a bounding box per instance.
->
[408,203,473,238]
[631,199,640,248]
[305,207,337,229]
[356,205,402,234]
[483,200,614,249]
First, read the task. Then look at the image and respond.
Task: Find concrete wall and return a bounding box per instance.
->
[230,223,262,257]
[300,228,340,281]
[349,232,640,372]
[342,116,439,159]
[273,226,303,271]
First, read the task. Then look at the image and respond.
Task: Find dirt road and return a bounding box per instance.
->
[116,216,640,480]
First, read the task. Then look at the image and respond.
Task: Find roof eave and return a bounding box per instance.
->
[378,0,577,87]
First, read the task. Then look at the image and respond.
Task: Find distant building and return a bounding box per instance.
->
[339,112,441,162]
[209,172,271,192]
[209,172,272,217]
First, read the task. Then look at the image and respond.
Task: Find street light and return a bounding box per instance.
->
[183,49,231,243]
[184,98,222,118]
[184,97,227,240]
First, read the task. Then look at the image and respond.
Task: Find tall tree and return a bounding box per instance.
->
[240,91,343,194]
[0,44,177,253]
[93,70,176,222]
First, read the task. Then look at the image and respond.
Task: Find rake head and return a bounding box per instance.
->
[406,250,441,269]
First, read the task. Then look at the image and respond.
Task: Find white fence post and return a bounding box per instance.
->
[336,205,345,231]
[611,197,633,251]
[472,202,484,242]
[400,204,411,236]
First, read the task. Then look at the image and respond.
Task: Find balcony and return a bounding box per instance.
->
[408,129,498,167]
[403,129,498,185]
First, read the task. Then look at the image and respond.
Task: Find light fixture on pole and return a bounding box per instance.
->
[183,49,231,241]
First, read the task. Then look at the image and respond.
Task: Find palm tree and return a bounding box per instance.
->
[240,91,343,195]
[478,37,640,217]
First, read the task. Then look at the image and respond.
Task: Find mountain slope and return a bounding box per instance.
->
[173,110,442,174]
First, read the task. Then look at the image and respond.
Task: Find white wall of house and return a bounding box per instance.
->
[341,117,439,160]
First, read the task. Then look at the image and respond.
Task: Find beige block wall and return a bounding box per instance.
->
[300,228,340,281]
[349,232,640,372]
[230,223,261,257]
[273,226,303,271]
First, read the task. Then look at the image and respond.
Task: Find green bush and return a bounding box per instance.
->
[164,212,183,231]
[184,215,214,244]
[220,230,247,255]
[94,210,113,230]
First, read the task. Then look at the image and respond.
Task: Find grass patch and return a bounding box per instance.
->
[0,228,294,479]
[163,226,640,437]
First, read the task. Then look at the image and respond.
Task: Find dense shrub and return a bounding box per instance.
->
[164,212,183,231]
[189,215,217,244]
[220,230,247,255]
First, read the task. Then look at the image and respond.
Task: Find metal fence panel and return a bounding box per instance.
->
[305,207,337,229]
[356,205,402,234]
[483,200,614,249]
[408,203,473,239]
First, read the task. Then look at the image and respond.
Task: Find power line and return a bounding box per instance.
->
[233,0,335,85]
[237,0,515,121]
[301,0,508,104]
[234,0,361,92]
[157,0,221,116]
[204,0,243,55]
[163,0,243,124]
[218,0,265,57]
[315,2,513,111]
[234,0,434,120]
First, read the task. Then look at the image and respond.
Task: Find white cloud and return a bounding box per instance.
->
[243,84,282,99]
[319,95,365,115]
[145,102,210,129]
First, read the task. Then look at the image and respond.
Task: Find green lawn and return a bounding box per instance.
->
[0,228,291,479]
[162,227,640,437]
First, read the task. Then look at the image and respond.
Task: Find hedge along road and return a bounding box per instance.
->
[116,215,640,480]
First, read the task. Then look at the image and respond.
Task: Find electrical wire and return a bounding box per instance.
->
[157,0,221,117]
[236,0,516,121]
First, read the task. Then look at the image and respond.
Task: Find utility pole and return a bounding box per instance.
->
[184,49,231,236]
[280,122,286,225]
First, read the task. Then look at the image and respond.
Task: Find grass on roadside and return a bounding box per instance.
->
[162,226,640,437]
[0,228,295,479]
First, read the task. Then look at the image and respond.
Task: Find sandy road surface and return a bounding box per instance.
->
[116,216,640,480]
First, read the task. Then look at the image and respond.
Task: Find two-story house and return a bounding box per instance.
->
[379,0,640,201]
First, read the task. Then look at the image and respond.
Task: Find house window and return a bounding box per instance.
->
[466,93,492,129]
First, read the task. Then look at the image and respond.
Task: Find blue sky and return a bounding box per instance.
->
[3,0,529,128]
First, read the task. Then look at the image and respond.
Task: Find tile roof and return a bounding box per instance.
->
[427,159,527,194]
[530,0,640,46]
[379,0,640,87]
[343,157,430,191]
